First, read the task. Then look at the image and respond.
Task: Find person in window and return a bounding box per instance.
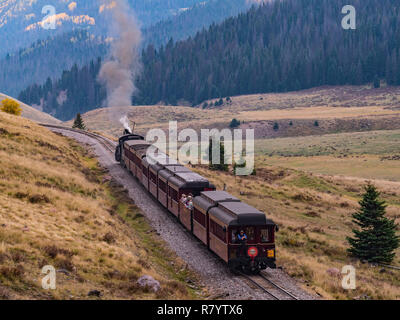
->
[236,230,247,256]
[180,194,187,205]
[237,230,247,243]
[186,195,193,210]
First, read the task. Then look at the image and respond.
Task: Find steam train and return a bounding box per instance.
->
[115,132,277,273]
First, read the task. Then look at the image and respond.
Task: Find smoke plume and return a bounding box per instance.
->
[98,0,141,132]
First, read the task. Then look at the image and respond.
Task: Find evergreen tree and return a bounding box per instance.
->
[273,122,279,131]
[208,138,228,172]
[347,184,399,263]
[373,75,380,88]
[72,113,86,130]
[229,118,240,128]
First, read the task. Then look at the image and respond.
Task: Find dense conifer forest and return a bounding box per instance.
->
[18,0,400,120]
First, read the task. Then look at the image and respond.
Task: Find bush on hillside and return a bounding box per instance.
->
[1,98,21,116]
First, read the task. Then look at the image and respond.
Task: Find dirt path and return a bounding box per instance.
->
[50,128,316,300]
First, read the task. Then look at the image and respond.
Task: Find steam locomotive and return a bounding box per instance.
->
[115,132,276,273]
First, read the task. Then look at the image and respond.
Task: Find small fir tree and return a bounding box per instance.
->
[347,184,399,263]
[208,138,228,172]
[72,113,86,130]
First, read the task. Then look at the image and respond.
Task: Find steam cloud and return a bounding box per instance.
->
[98,0,142,133]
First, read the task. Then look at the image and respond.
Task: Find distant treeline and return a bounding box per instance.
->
[19,59,106,121]
[19,0,400,120]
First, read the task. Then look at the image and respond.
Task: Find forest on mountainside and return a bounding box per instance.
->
[19,0,400,120]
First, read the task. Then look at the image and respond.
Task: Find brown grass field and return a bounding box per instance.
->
[0,111,200,300]
[71,85,400,140]
[190,163,400,300]
[3,85,400,299]
[0,93,61,125]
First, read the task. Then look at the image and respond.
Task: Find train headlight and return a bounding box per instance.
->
[267,249,275,258]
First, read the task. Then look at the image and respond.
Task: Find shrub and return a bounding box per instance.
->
[229,118,240,128]
[0,99,22,116]
[103,232,116,244]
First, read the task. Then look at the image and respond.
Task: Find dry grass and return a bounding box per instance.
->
[255,129,400,182]
[190,164,400,300]
[0,111,200,300]
[58,84,400,299]
[69,85,400,139]
[0,93,61,125]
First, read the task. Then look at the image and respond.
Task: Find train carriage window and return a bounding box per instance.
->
[193,208,206,227]
[149,171,157,183]
[260,228,270,243]
[169,187,178,201]
[244,227,255,241]
[159,179,167,192]
[210,219,226,242]
[231,229,237,243]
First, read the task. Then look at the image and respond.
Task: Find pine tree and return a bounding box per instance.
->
[347,184,399,263]
[208,138,228,171]
[229,118,240,128]
[373,75,380,88]
[72,113,86,130]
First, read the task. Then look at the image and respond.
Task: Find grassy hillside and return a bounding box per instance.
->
[190,163,400,300]
[0,111,198,300]
[0,93,60,125]
[256,129,400,182]
[72,86,400,139]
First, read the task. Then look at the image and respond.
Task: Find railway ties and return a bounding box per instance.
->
[241,272,299,300]
[40,124,117,154]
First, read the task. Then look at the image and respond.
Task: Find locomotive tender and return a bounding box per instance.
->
[115,133,277,273]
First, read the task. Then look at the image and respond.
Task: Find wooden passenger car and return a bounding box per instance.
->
[123,140,151,176]
[157,166,191,208]
[208,201,276,270]
[192,191,240,246]
[167,171,211,219]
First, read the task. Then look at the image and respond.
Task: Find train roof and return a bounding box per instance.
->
[118,134,144,144]
[201,191,239,204]
[193,191,240,212]
[168,172,210,190]
[124,140,151,148]
[145,151,179,166]
[209,201,275,227]
[158,166,191,180]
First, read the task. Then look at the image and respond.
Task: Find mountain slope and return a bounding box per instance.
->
[0,0,209,58]
[19,0,400,117]
[134,0,400,105]
[0,111,197,299]
[1,0,251,96]
[0,30,107,97]
[0,93,61,124]
[142,0,252,49]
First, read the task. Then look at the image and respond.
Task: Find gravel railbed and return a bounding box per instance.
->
[51,128,316,300]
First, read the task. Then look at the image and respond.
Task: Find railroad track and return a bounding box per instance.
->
[41,124,303,300]
[241,272,299,300]
[40,124,117,153]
